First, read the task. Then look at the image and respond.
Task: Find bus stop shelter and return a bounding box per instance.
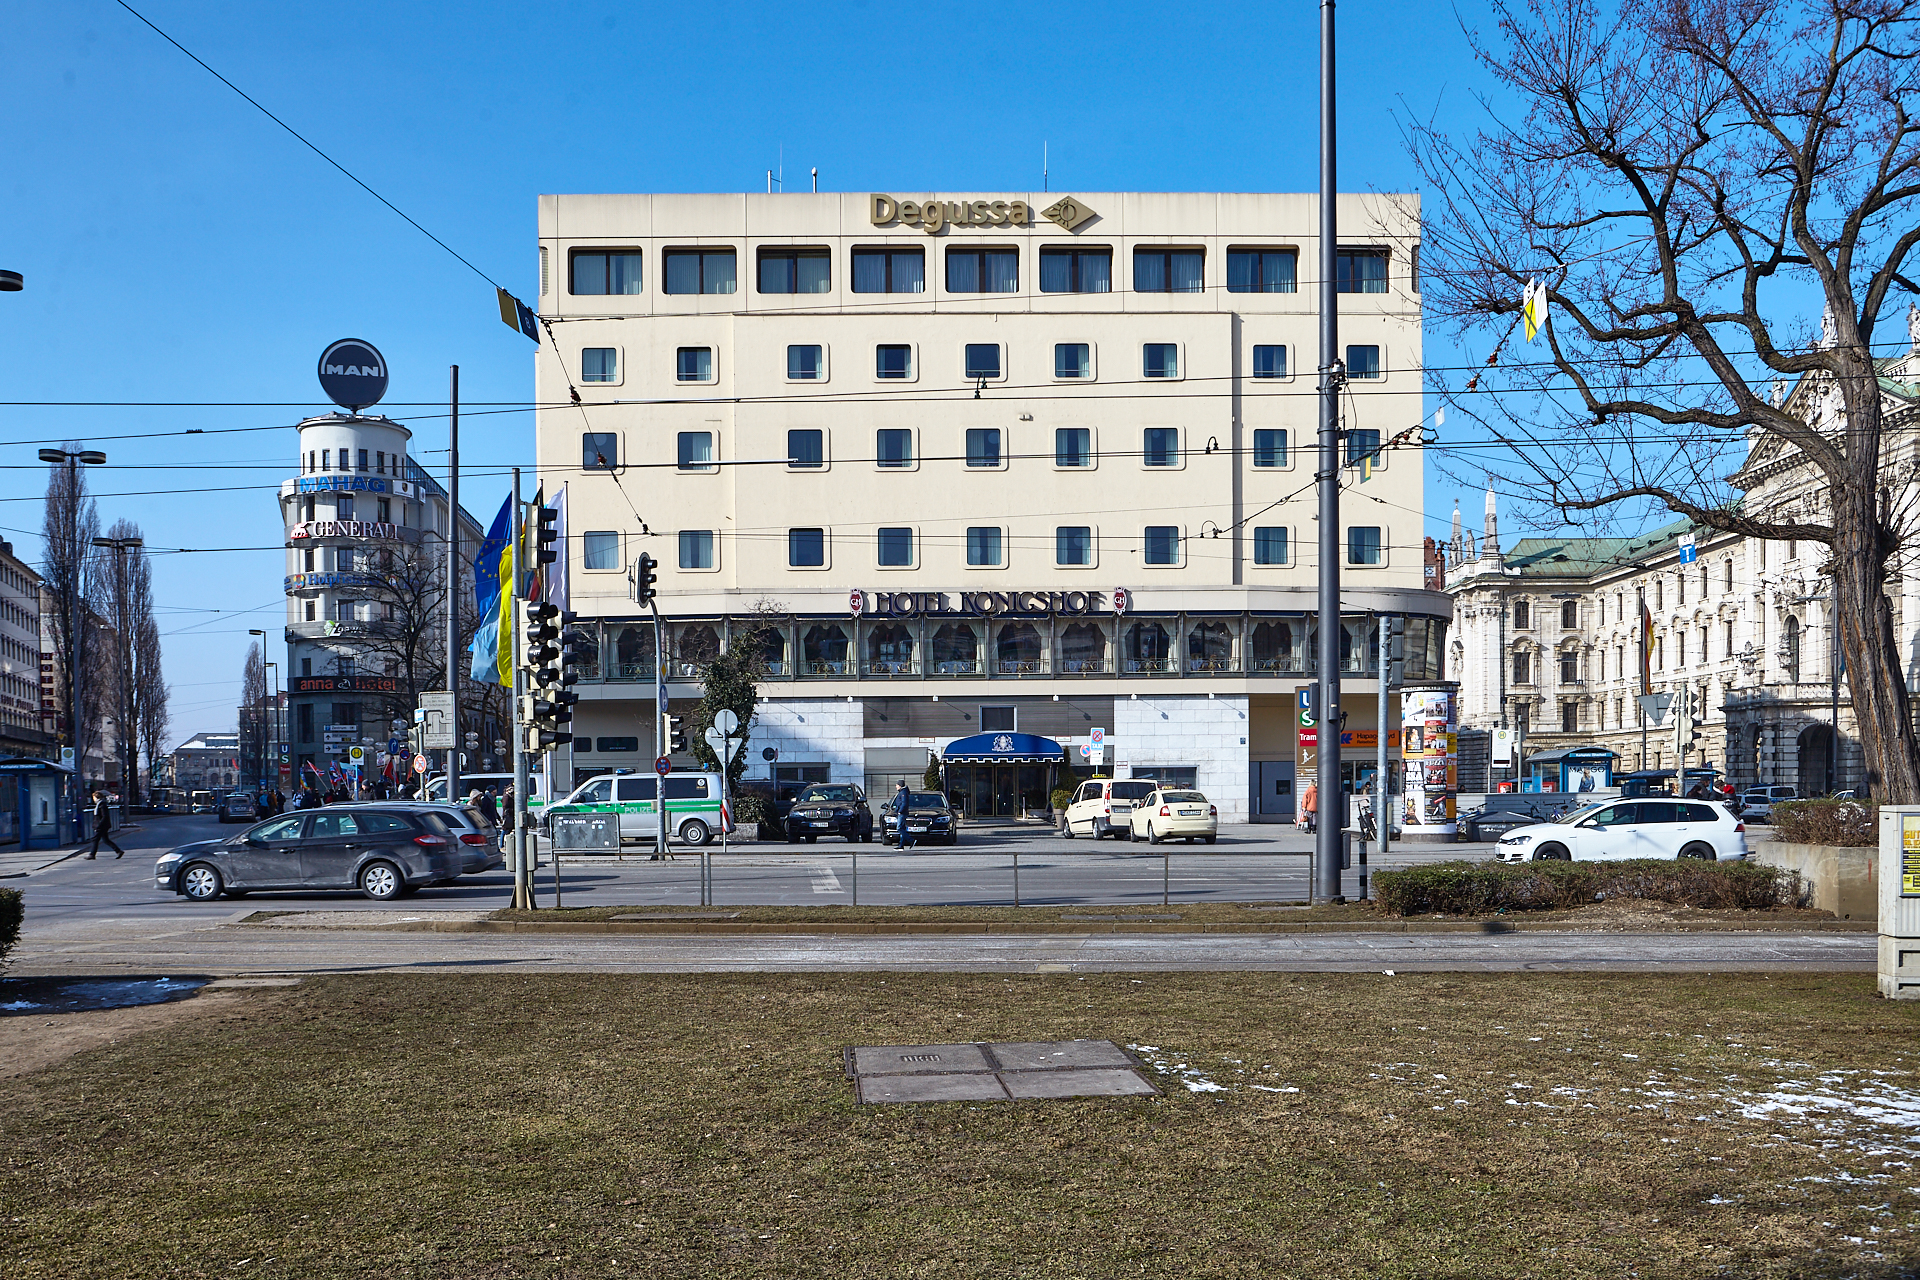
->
[0,756,79,850]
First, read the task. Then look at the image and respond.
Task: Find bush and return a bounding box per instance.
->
[1770,798,1878,847]
[1371,858,1799,917]
[1050,788,1076,813]
[731,793,771,825]
[0,887,20,971]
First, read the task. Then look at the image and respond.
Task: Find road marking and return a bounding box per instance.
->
[808,862,843,894]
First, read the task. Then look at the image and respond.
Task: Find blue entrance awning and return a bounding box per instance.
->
[941,733,1066,765]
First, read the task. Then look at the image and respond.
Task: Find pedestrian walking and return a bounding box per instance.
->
[85,789,125,860]
[891,779,915,848]
[477,786,500,828]
[1300,781,1318,835]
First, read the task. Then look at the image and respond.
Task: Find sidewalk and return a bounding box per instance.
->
[0,823,151,879]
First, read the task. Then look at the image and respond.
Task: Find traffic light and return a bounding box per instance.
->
[1674,685,1697,757]
[519,690,576,755]
[536,503,560,566]
[633,553,658,607]
[668,715,687,753]
[524,601,561,669]
[558,626,594,685]
[1386,615,1407,687]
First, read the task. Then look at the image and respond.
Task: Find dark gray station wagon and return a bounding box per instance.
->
[155,808,465,902]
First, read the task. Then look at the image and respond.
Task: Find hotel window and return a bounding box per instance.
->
[1253,429,1288,468]
[757,247,830,294]
[964,344,1002,380]
[679,530,715,570]
[965,428,1002,468]
[303,549,315,571]
[945,247,1018,293]
[1143,344,1180,379]
[1348,526,1383,565]
[1143,526,1181,566]
[1056,526,1093,566]
[303,496,315,521]
[337,497,355,520]
[582,432,618,470]
[376,497,390,522]
[1142,427,1180,467]
[1039,246,1112,293]
[1227,248,1298,293]
[582,348,617,383]
[569,250,643,295]
[1336,247,1390,293]
[876,429,914,468]
[1133,248,1204,293]
[787,429,824,469]
[676,431,715,472]
[357,449,368,472]
[1253,527,1289,565]
[1055,343,1092,379]
[1252,345,1288,379]
[336,548,356,572]
[582,531,620,571]
[876,527,914,568]
[1346,345,1382,379]
[662,248,736,294]
[787,344,824,380]
[676,347,713,382]
[788,528,826,568]
[321,450,330,471]
[967,527,1003,566]
[1345,428,1381,467]
[851,248,926,294]
[876,345,912,379]
[1055,427,1092,468]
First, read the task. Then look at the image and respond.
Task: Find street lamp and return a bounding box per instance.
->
[92,530,139,821]
[43,449,105,821]
[0,269,21,292]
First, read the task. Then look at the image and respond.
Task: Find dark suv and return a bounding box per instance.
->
[155,807,465,902]
[783,784,875,843]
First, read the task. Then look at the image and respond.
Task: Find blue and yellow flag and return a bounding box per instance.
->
[468,495,514,687]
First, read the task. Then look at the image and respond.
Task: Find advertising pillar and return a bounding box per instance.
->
[1399,682,1459,842]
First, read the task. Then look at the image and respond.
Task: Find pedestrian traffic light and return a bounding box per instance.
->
[633,553,658,607]
[668,715,687,753]
[536,503,560,565]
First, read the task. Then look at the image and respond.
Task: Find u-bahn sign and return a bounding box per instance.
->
[318,339,389,412]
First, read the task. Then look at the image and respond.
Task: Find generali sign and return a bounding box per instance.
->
[869,194,1097,234]
[289,520,400,540]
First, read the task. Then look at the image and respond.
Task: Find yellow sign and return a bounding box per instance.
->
[1905,815,1920,895]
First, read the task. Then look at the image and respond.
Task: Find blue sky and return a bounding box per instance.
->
[3,0,1507,739]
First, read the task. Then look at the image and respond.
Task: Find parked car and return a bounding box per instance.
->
[544,771,733,847]
[155,807,466,901]
[1126,788,1218,844]
[1494,799,1748,863]
[1738,785,1798,824]
[339,801,502,875]
[879,791,958,846]
[1061,778,1158,839]
[1457,806,1545,843]
[784,783,875,843]
[217,792,257,824]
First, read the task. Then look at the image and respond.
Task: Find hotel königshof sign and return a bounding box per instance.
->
[853,589,1120,618]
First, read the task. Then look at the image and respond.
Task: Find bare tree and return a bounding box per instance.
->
[240,642,267,793]
[95,517,164,804]
[1406,0,1920,799]
[41,447,102,781]
[134,611,169,796]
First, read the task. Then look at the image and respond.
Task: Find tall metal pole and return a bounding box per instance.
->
[1829,581,1840,794]
[68,456,82,823]
[510,468,533,909]
[446,365,461,807]
[653,601,668,861]
[1376,615,1389,855]
[1313,0,1344,904]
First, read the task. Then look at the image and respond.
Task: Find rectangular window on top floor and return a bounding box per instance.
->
[582,348,617,383]
[1252,345,1287,379]
[1227,248,1298,293]
[662,249,736,295]
[945,247,1019,293]
[357,449,368,472]
[965,428,1002,468]
[321,449,330,471]
[1133,248,1204,293]
[1253,527,1289,565]
[570,250,643,295]
[375,451,385,474]
[757,248,830,294]
[850,248,926,294]
[1039,246,1112,293]
[1336,248,1390,293]
[787,429,824,469]
[1253,429,1287,468]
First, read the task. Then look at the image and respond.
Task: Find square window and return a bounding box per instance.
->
[679,530,715,570]
[1336,248,1389,293]
[1253,429,1287,468]
[582,348,617,383]
[965,428,1002,468]
[1054,343,1091,379]
[788,528,826,567]
[662,249,737,295]
[787,429,824,468]
[851,248,926,294]
[1142,427,1179,467]
[1345,428,1381,466]
[875,345,912,378]
[876,527,914,567]
[677,431,715,471]
[1143,343,1179,378]
[1348,526,1383,565]
[1133,249,1204,293]
[945,247,1019,293]
[569,250,643,295]
[1056,526,1093,566]
[1143,526,1180,565]
[876,429,914,468]
[757,248,830,294]
[1346,345,1382,379]
[967,526,1003,566]
[787,344,824,380]
[1227,248,1297,293]
[1253,527,1289,564]
[964,344,1002,379]
[582,531,620,570]
[676,347,713,382]
[1055,427,1092,467]
[980,705,1015,732]
[1039,247,1112,293]
[1252,345,1287,379]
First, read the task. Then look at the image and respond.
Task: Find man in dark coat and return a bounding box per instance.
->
[86,789,125,859]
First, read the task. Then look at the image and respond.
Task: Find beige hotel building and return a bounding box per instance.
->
[532,190,1451,822]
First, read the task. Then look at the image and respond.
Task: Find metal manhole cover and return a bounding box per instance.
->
[846,1040,1159,1104]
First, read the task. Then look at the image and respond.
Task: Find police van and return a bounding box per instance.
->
[422,772,545,817]
[544,771,732,846]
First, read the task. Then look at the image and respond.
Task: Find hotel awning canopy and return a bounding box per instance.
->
[941,733,1067,765]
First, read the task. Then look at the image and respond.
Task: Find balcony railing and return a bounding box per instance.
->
[930,659,981,676]
[804,659,851,676]
[1125,657,1178,675]
[1058,658,1109,675]
[611,661,657,680]
[1187,657,1237,673]
[864,659,919,677]
[1250,656,1312,674]
[996,659,1044,675]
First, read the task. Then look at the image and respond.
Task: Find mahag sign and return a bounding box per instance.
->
[318,339,389,412]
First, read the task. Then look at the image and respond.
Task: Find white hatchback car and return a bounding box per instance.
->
[1127,789,1219,845]
[1495,799,1748,863]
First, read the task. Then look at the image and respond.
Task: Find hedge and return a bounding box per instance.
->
[0,887,20,971]
[1770,798,1878,847]
[1371,858,1799,917]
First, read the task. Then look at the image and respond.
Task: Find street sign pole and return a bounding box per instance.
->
[653,600,667,862]
[445,363,461,811]
[1313,0,1345,905]
[510,468,534,910]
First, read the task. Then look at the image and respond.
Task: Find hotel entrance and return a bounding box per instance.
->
[939,732,1066,820]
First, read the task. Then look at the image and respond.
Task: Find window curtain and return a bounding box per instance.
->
[1264,252,1296,291]
[891,251,925,293]
[1040,251,1071,293]
[985,250,1018,292]
[1080,252,1111,292]
[852,252,886,293]
[703,252,736,294]
[1170,252,1203,292]
[664,253,698,295]
[1134,252,1166,292]
[795,254,830,293]
[947,252,980,293]
[609,254,642,294]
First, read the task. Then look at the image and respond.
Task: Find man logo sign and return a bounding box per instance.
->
[317,339,390,412]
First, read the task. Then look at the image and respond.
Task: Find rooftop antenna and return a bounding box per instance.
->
[1043,141,1049,193]
[811,166,818,193]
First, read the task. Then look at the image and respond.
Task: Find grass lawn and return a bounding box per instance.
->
[5,972,1918,1278]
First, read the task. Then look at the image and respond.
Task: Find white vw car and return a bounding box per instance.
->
[1495,799,1748,863]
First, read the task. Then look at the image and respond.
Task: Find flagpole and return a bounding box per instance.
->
[511,467,534,909]
[445,365,461,808]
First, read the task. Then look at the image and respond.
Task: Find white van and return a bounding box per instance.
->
[545,771,733,846]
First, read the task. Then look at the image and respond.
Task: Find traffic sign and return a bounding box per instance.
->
[1636,692,1674,725]
[712,709,740,735]
[348,746,365,764]
[1089,726,1105,746]
[388,738,401,755]
[655,755,672,776]
[412,755,428,774]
